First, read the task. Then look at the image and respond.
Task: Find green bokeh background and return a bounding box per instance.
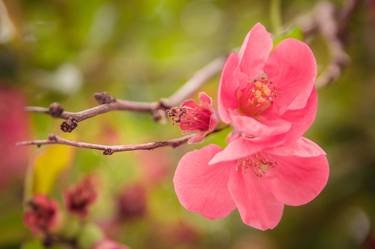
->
[1,0,374,249]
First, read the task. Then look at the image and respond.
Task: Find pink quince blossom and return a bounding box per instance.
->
[218,23,317,146]
[169,92,217,143]
[173,137,329,230]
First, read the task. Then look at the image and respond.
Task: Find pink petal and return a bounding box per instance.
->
[209,137,263,165]
[264,38,317,114]
[181,100,198,109]
[228,168,284,230]
[208,112,218,132]
[218,53,240,123]
[266,137,326,158]
[279,88,318,144]
[173,145,236,219]
[187,132,206,144]
[198,91,212,107]
[267,139,329,206]
[230,111,292,138]
[238,23,273,79]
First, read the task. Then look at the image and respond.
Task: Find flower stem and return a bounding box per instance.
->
[270,0,282,34]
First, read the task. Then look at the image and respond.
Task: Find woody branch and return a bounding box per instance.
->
[16,128,226,155]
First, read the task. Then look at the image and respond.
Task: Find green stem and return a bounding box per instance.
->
[270,0,282,34]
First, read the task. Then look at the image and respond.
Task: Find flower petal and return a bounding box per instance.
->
[239,23,273,79]
[209,137,263,165]
[279,88,318,144]
[267,140,329,206]
[264,38,317,114]
[228,168,284,230]
[173,145,236,219]
[218,53,240,123]
[266,137,326,158]
[230,111,292,138]
[187,132,206,144]
[198,91,212,107]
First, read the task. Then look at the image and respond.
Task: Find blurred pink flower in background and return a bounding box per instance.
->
[98,123,122,144]
[24,195,60,234]
[218,23,317,147]
[64,176,98,218]
[137,148,171,188]
[0,87,29,187]
[169,92,217,143]
[174,138,329,230]
[163,221,200,247]
[92,239,129,249]
[116,184,147,222]
[147,221,200,248]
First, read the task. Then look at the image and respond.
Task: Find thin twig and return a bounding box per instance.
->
[43,233,79,249]
[16,128,227,155]
[297,0,360,88]
[162,57,225,107]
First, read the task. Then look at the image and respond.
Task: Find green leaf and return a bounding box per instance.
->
[31,135,76,194]
[273,26,304,46]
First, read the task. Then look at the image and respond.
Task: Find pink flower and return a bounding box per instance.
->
[173,137,329,230]
[116,184,147,222]
[64,176,98,218]
[24,195,60,234]
[169,92,217,143]
[218,23,317,146]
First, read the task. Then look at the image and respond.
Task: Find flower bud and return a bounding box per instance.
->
[24,195,59,234]
[116,184,147,222]
[64,176,98,218]
[168,92,217,143]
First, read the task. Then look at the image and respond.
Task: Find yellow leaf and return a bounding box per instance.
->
[31,135,76,194]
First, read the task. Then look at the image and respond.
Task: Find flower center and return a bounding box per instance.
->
[236,154,276,177]
[236,76,275,116]
[169,106,211,132]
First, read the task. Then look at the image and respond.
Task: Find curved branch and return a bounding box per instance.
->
[162,57,225,107]
[298,0,360,88]
[16,128,227,155]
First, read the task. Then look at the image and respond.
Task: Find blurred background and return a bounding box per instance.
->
[0,0,374,248]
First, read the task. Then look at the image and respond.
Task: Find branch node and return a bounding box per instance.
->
[48,103,64,117]
[48,134,58,142]
[61,118,78,133]
[151,99,171,123]
[103,148,114,155]
[158,99,172,110]
[94,92,116,104]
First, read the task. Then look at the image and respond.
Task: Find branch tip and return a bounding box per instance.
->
[94,92,116,104]
[48,103,64,117]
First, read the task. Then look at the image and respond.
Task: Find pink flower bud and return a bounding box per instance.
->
[64,176,98,218]
[24,195,60,234]
[116,184,147,222]
[169,92,217,143]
